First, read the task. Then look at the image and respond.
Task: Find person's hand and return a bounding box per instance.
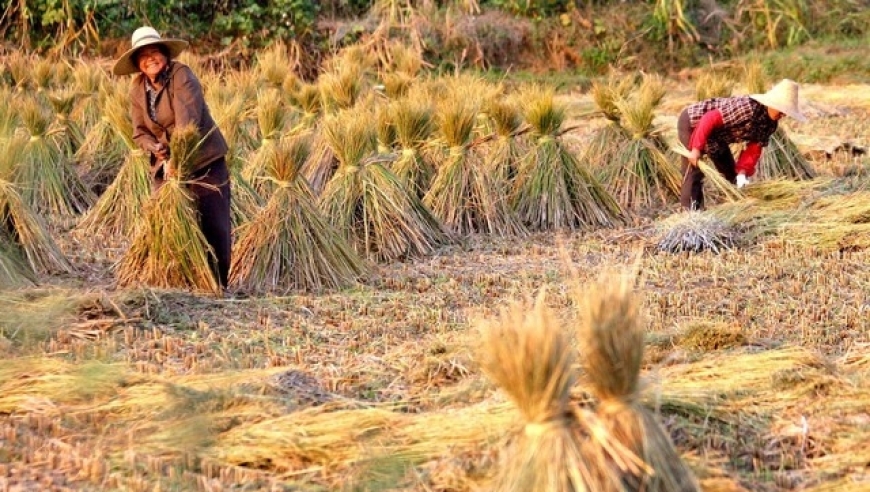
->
[736,174,749,189]
[150,142,169,162]
[687,148,701,167]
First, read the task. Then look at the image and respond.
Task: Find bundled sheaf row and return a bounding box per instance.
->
[0,48,818,292]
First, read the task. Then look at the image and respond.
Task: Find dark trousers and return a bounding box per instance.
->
[678,109,737,210]
[153,158,232,288]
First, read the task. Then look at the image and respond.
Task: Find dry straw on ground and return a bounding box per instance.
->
[116,124,221,295]
[577,272,700,492]
[230,134,367,293]
[656,210,739,254]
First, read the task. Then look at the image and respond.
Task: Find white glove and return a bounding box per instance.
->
[736,174,749,189]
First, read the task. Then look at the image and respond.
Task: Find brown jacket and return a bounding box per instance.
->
[130,61,228,175]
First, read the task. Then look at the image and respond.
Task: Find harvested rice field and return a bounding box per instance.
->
[1,47,870,491]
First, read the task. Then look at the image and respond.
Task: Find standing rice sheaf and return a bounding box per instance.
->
[116,124,221,295]
[577,273,700,492]
[230,134,367,293]
[601,74,682,213]
[512,85,624,231]
[424,77,527,237]
[476,292,627,492]
[319,110,449,262]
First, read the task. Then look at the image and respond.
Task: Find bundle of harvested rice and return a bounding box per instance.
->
[0,137,72,274]
[319,110,448,262]
[243,90,289,197]
[230,135,367,293]
[694,70,733,101]
[672,142,745,203]
[33,57,61,92]
[743,62,815,180]
[209,94,263,227]
[477,292,628,492]
[577,273,700,492]
[13,95,94,217]
[75,89,152,237]
[656,210,739,254]
[583,74,635,171]
[386,96,436,198]
[376,105,397,154]
[287,82,322,130]
[423,83,527,237]
[116,124,221,295]
[0,235,36,288]
[74,85,130,195]
[319,62,368,112]
[70,61,108,132]
[484,95,528,185]
[47,89,85,155]
[6,52,31,91]
[603,74,682,212]
[512,85,624,231]
[255,42,295,89]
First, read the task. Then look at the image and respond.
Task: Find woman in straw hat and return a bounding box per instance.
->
[677,78,807,210]
[113,26,232,289]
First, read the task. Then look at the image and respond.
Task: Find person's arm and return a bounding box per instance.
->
[689,109,724,152]
[735,142,763,177]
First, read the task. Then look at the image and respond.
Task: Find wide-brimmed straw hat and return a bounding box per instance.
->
[749,78,807,122]
[112,26,189,76]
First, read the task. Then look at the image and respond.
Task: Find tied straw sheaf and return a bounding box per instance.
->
[671,141,745,202]
[478,272,700,491]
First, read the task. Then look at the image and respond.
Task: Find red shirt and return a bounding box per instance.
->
[691,109,763,176]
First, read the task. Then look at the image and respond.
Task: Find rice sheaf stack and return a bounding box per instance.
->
[477,291,628,492]
[230,134,367,293]
[512,85,624,231]
[116,123,221,295]
[577,273,700,492]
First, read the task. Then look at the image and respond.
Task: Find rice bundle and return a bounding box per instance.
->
[477,292,630,492]
[6,52,31,92]
[423,83,527,237]
[319,110,448,262]
[47,88,85,156]
[210,94,263,227]
[484,96,527,185]
[116,124,221,295]
[512,85,624,231]
[0,136,72,275]
[694,71,734,101]
[33,57,60,92]
[319,62,367,113]
[74,85,130,195]
[584,74,635,171]
[243,90,288,197]
[75,89,152,237]
[0,235,36,289]
[70,61,108,132]
[672,142,745,203]
[256,42,294,89]
[13,95,94,217]
[230,135,367,293]
[386,96,436,198]
[743,62,815,180]
[602,74,682,212]
[656,210,739,253]
[287,82,322,130]
[576,273,700,492]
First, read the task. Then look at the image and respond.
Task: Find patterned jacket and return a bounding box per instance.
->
[687,96,778,156]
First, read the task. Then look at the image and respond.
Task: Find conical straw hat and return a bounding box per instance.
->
[749,78,807,122]
[113,26,189,76]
